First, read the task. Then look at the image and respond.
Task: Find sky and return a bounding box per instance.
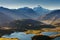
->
[0,0,60,10]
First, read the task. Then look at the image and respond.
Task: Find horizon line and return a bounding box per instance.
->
[0,6,60,10]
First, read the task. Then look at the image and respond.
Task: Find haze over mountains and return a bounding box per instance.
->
[0,5,60,25]
[0,12,13,25]
[12,7,39,19]
[42,10,60,20]
[40,10,60,24]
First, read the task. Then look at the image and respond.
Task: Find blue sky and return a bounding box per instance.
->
[0,0,60,10]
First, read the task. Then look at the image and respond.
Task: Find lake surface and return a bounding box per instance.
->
[2,32,60,40]
[41,32,60,36]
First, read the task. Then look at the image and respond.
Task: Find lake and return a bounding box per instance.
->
[2,32,60,40]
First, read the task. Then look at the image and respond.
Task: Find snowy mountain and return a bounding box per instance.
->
[33,5,50,16]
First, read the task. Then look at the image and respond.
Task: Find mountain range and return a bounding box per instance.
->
[0,6,50,25]
[12,7,39,19]
[0,6,60,26]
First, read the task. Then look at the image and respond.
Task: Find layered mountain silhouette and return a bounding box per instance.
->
[13,7,39,19]
[0,6,60,27]
[0,6,50,25]
[0,6,50,20]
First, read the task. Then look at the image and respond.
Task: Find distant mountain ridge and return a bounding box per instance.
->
[0,6,50,19]
[12,7,39,19]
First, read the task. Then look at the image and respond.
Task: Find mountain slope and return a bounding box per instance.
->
[40,10,60,24]
[7,19,55,31]
[0,7,21,20]
[0,12,13,25]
